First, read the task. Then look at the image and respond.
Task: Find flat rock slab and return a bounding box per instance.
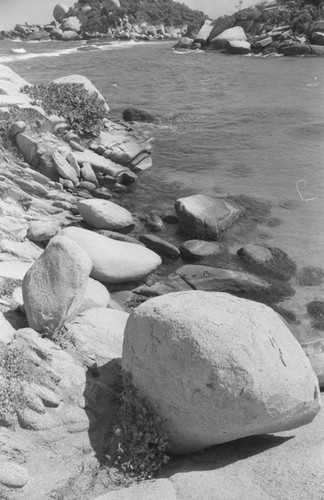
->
[175,194,244,240]
[175,265,294,303]
[139,234,180,258]
[60,226,162,283]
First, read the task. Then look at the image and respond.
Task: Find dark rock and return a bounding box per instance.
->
[296,266,324,286]
[175,265,295,303]
[307,301,324,320]
[92,187,113,200]
[162,210,178,224]
[237,244,296,281]
[180,240,223,261]
[208,16,235,41]
[123,107,157,123]
[310,44,324,55]
[280,44,311,56]
[139,234,180,258]
[144,213,164,232]
[134,272,192,297]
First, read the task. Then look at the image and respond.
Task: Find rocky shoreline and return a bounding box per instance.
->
[0,60,324,499]
[174,2,324,56]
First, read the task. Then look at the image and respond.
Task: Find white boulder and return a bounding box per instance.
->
[62,16,82,33]
[79,277,110,313]
[60,226,162,283]
[122,291,321,455]
[77,199,134,231]
[22,236,92,335]
[0,313,15,344]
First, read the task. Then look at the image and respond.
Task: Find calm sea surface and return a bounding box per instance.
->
[1,39,324,277]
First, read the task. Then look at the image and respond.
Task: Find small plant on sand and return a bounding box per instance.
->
[0,346,32,420]
[105,372,169,483]
[21,82,108,138]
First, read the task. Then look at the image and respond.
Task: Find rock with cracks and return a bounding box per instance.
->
[122,291,321,455]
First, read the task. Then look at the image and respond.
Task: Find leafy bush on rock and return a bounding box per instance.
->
[21,83,108,138]
[105,372,169,482]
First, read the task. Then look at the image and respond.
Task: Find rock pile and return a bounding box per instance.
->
[174,2,324,56]
[0,62,323,499]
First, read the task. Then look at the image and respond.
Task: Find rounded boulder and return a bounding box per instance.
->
[60,226,161,283]
[22,235,92,335]
[77,199,134,231]
[122,291,321,455]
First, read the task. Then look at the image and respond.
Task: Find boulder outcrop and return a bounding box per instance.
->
[122,291,321,455]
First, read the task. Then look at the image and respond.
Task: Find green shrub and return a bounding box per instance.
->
[0,346,32,420]
[105,372,169,482]
[21,83,108,139]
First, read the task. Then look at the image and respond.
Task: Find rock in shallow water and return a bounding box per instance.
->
[180,240,223,260]
[237,243,296,281]
[175,265,294,303]
[22,235,92,334]
[175,194,244,240]
[122,291,321,455]
[60,226,161,283]
[77,199,134,231]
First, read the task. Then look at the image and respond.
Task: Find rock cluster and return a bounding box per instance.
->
[0,62,323,499]
[174,2,324,57]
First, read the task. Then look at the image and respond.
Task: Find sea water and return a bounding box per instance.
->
[1,39,324,325]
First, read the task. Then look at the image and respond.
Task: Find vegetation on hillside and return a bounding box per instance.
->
[21,83,109,138]
[68,0,207,34]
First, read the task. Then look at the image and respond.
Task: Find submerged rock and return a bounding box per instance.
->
[175,194,245,240]
[237,243,296,281]
[296,266,324,286]
[122,291,321,455]
[123,107,157,123]
[175,265,294,303]
[180,240,223,260]
[60,226,162,283]
[22,235,92,335]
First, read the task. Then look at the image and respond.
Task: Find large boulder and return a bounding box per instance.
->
[175,194,244,240]
[194,20,214,45]
[77,199,134,231]
[226,40,251,54]
[52,75,109,112]
[60,226,162,283]
[122,291,321,455]
[209,26,247,50]
[53,2,69,23]
[62,17,82,33]
[208,15,235,41]
[22,236,92,335]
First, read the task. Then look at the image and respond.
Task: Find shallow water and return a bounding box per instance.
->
[2,39,324,317]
